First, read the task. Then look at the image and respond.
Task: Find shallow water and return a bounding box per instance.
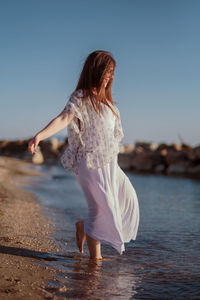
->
[20,163,200,299]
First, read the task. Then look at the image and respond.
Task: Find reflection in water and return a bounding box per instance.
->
[20,164,200,299]
[42,254,140,299]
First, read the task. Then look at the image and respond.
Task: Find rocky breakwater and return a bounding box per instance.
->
[0,138,200,180]
[118,141,200,180]
[0,137,68,165]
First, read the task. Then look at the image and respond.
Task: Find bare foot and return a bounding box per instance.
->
[89,256,103,260]
[75,220,86,254]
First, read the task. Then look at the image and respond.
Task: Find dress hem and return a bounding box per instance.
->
[84,226,125,255]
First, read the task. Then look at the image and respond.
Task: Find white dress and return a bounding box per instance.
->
[75,103,140,255]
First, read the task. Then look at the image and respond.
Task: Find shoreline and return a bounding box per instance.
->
[0,156,61,299]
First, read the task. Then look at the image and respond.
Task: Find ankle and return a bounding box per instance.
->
[89,255,103,260]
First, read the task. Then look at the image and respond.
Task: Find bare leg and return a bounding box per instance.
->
[75,220,86,253]
[86,233,102,259]
[75,220,102,259]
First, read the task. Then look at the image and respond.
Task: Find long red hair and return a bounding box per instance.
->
[75,50,119,119]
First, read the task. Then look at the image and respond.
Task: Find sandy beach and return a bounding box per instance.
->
[0,155,199,299]
[0,156,61,300]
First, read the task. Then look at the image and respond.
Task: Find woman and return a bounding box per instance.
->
[28,50,140,260]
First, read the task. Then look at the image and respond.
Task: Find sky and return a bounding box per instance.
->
[0,0,199,146]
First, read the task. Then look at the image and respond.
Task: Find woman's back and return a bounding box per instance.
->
[60,89,124,175]
[28,50,139,259]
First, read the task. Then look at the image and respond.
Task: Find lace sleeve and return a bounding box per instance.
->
[114,106,124,142]
[63,89,83,122]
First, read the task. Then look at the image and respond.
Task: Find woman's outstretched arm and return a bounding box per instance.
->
[28,111,74,155]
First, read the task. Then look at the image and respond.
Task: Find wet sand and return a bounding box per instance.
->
[0,156,60,300]
[1,156,199,299]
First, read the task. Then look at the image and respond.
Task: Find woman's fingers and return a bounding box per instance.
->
[28,135,41,155]
[28,139,37,155]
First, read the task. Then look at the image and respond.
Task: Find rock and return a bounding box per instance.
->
[131,154,153,171]
[187,149,196,161]
[155,164,166,173]
[39,140,59,162]
[32,146,44,164]
[187,165,200,176]
[149,142,158,151]
[23,149,34,162]
[0,140,9,150]
[160,149,168,156]
[57,140,68,154]
[166,151,190,166]
[0,140,28,156]
[157,143,168,151]
[193,146,200,161]
[167,164,188,174]
[172,143,182,151]
[123,144,134,153]
[118,152,132,168]
[135,141,154,152]
[135,146,144,153]
[181,143,193,150]
[49,137,58,152]
[130,152,163,172]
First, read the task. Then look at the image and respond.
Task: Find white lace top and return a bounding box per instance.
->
[59,89,124,175]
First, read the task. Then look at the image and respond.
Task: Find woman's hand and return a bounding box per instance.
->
[28,135,41,155]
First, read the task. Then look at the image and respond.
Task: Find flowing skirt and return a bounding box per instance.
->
[75,154,140,255]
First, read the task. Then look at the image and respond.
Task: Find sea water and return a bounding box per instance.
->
[20,162,200,300]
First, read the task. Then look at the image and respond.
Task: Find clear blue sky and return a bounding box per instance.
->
[0,0,199,146]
